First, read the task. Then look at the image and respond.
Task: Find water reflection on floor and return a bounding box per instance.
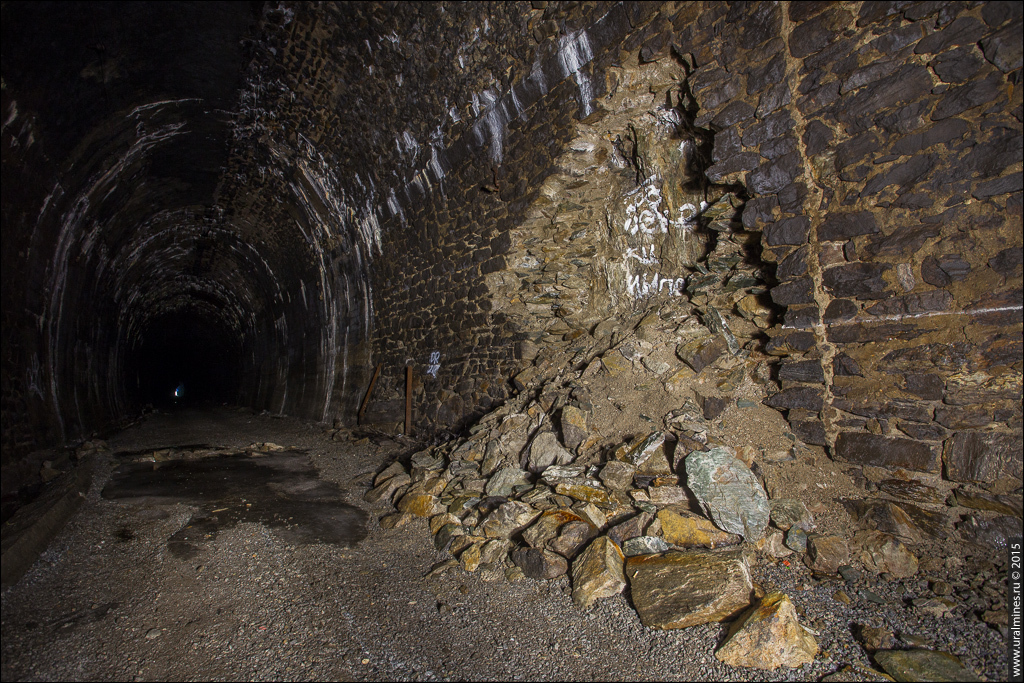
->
[102,447,368,558]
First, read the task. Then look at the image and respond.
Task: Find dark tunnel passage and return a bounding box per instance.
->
[126,310,245,409]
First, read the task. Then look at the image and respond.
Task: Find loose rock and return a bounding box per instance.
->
[626,548,754,629]
[571,536,627,609]
[873,649,982,682]
[853,530,919,578]
[511,547,568,580]
[715,592,818,670]
[685,447,770,541]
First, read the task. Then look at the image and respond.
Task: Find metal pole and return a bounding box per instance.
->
[405,366,412,436]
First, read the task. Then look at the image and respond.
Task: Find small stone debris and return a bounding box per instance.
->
[351,302,986,676]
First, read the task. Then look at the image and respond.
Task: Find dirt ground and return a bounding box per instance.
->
[0,406,1010,682]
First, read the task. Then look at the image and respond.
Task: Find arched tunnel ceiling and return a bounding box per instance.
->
[1,0,597,446]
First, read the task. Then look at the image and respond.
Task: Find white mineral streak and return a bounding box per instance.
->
[45,107,188,440]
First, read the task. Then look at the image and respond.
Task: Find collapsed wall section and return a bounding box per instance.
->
[363,1,1022,498]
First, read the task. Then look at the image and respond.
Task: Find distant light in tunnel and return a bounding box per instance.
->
[174,382,184,399]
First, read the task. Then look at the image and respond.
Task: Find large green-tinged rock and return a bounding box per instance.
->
[485,466,531,497]
[873,649,981,682]
[685,447,769,540]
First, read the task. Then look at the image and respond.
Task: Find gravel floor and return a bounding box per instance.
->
[1,407,1010,681]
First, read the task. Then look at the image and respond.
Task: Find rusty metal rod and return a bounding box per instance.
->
[405,366,412,436]
[357,363,382,425]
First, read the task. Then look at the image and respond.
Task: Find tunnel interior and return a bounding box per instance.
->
[2,0,1022,558]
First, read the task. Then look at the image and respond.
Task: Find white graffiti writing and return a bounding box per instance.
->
[625,245,659,265]
[627,272,687,298]
[426,351,440,377]
[620,180,699,300]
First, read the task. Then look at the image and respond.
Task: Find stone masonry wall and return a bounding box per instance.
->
[365,1,1022,497]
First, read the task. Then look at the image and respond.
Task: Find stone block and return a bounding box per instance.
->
[715,592,818,670]
[571,536,626,609]
[974,172,1024,199]
[764,215,810,246]
[943,430,1024,486]
[931,71,1004,120]
[805,535,849,574]
[676,335,728,374]
[980,21,1024,72]
[790,419,827,446]
[834,432,939,472]
[818,211,879,241]
[766,387,824,412]
[822,263,891,299]
[914,16,986,55]
[866,290,952,317]
[771,278,814,306]
[778,360,824,384]
[836,65,932,127]
[823,299,858,323]
[788,8,851,58]
[748,153,800,195]
[511,547,568,579]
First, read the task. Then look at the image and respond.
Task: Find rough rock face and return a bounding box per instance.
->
[685,447,770,541]
[570,536,626,609]
[625,549,754,629]
[715,592,819,670]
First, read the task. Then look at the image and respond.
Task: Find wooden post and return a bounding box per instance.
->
[405,366,413,436]
[358,363,382,425]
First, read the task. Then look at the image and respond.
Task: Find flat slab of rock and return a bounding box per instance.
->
[554,482,610,504]
[873,649,981,682]
[485,467,531,497]
[571,536,626,609]
[769,499,815,531]
[522,509,585,548]
[599,460,636,490]
[685,447,769,541]
[626,549,753,629]
[715,592,818,670]
[560,405,588,450]
[480,501,540,539]
[396,492,444,517]
[806,535,850,574]
[621,535,669,556]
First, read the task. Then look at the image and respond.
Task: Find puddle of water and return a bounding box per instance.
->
[102,451,368,557]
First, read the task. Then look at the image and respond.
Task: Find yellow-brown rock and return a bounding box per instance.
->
[657,509,740,548]
[715,592,818,670]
